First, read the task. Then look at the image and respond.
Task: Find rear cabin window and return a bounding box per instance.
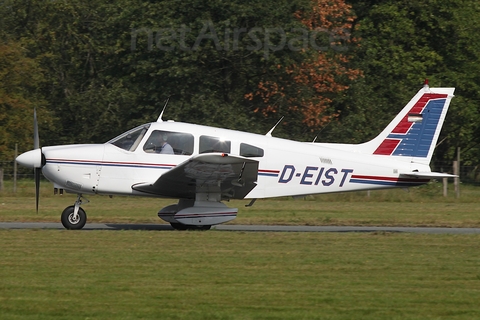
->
[240,143,264,157]
[143,130,194,155]
[199,136,231,154]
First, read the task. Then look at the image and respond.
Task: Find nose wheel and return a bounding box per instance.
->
[61,194,88,230]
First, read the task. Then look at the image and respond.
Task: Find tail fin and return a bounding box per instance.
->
[360,83,455,165]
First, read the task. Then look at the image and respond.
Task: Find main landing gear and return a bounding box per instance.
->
[61,194,89,230]
[158,199,237,231]
[170,222,211,231]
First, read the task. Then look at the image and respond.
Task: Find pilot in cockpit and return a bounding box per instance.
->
[157,133,174,154]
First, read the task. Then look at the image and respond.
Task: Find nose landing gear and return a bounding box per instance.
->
[61,194,89,230]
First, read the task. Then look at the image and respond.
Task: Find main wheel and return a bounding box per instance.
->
[170,222,189,230]
[170,223,211,231]
[61,206,87,230]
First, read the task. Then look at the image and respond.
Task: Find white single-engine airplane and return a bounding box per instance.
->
[17,82,455,230]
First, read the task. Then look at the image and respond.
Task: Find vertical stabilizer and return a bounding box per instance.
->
[359,84,455,165]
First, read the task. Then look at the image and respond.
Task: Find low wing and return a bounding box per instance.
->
[132,153,259,200]
[399,171,457,179]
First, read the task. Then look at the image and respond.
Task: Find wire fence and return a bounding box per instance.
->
[433,162,480,185]
[1,160,33,180]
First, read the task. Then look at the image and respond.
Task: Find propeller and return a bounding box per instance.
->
[16,109,45,213]
[34,109,40,213]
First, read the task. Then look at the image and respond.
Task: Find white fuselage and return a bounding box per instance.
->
[15,85,455,229]
[40,121,429,199]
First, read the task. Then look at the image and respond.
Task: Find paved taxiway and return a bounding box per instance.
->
[0,222,479,234]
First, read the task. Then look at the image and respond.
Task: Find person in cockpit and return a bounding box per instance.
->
[157,133,174,154]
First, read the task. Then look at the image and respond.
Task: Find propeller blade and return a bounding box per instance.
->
[35,167,40,213]
[34,108,39,149]
[34,108,41,213]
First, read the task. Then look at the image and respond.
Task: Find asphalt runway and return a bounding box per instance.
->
[0,222,479,234]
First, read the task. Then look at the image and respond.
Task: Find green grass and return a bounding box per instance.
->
[1,230,479,319]
[1,180,480,227]
[1,180,480,319]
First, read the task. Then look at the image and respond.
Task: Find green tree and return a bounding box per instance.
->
[326,0,480,169]
[1,0,361,146]
[1,0,141,146]
[0,0,298,143]
[0,41,52,160]
[124,0,313,135]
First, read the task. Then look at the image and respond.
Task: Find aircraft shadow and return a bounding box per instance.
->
[103,223,174,231]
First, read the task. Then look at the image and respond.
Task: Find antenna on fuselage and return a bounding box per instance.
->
[265,116,284,137]
[157,97,170,122]
[310,119,332,143]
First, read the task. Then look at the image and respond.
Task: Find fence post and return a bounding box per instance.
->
[14,143,18,193]
[0,168,3,191]
[442,177,448,197]
[453,147,460,198]
[453,160,460,199]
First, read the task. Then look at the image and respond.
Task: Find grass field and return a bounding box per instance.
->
[1,180,479,227]
[0,180,480,319]
[1,231,480,319]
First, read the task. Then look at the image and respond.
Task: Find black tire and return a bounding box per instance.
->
[170,223,211,231]
[61,206,87,230]
[170,222,189,230]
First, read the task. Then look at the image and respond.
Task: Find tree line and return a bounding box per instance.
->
[1,0,480,172]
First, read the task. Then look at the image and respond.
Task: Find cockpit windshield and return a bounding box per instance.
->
[107,124,150,152]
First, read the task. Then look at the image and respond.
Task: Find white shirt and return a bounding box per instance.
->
[159,142,174,154]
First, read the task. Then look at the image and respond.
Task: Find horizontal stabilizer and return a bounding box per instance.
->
[399,172,457,179]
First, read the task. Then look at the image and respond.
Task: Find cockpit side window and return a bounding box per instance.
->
[240,143,264,157]
[144,130,194,155]
[199,136,231,154]
[108,124,150,152]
